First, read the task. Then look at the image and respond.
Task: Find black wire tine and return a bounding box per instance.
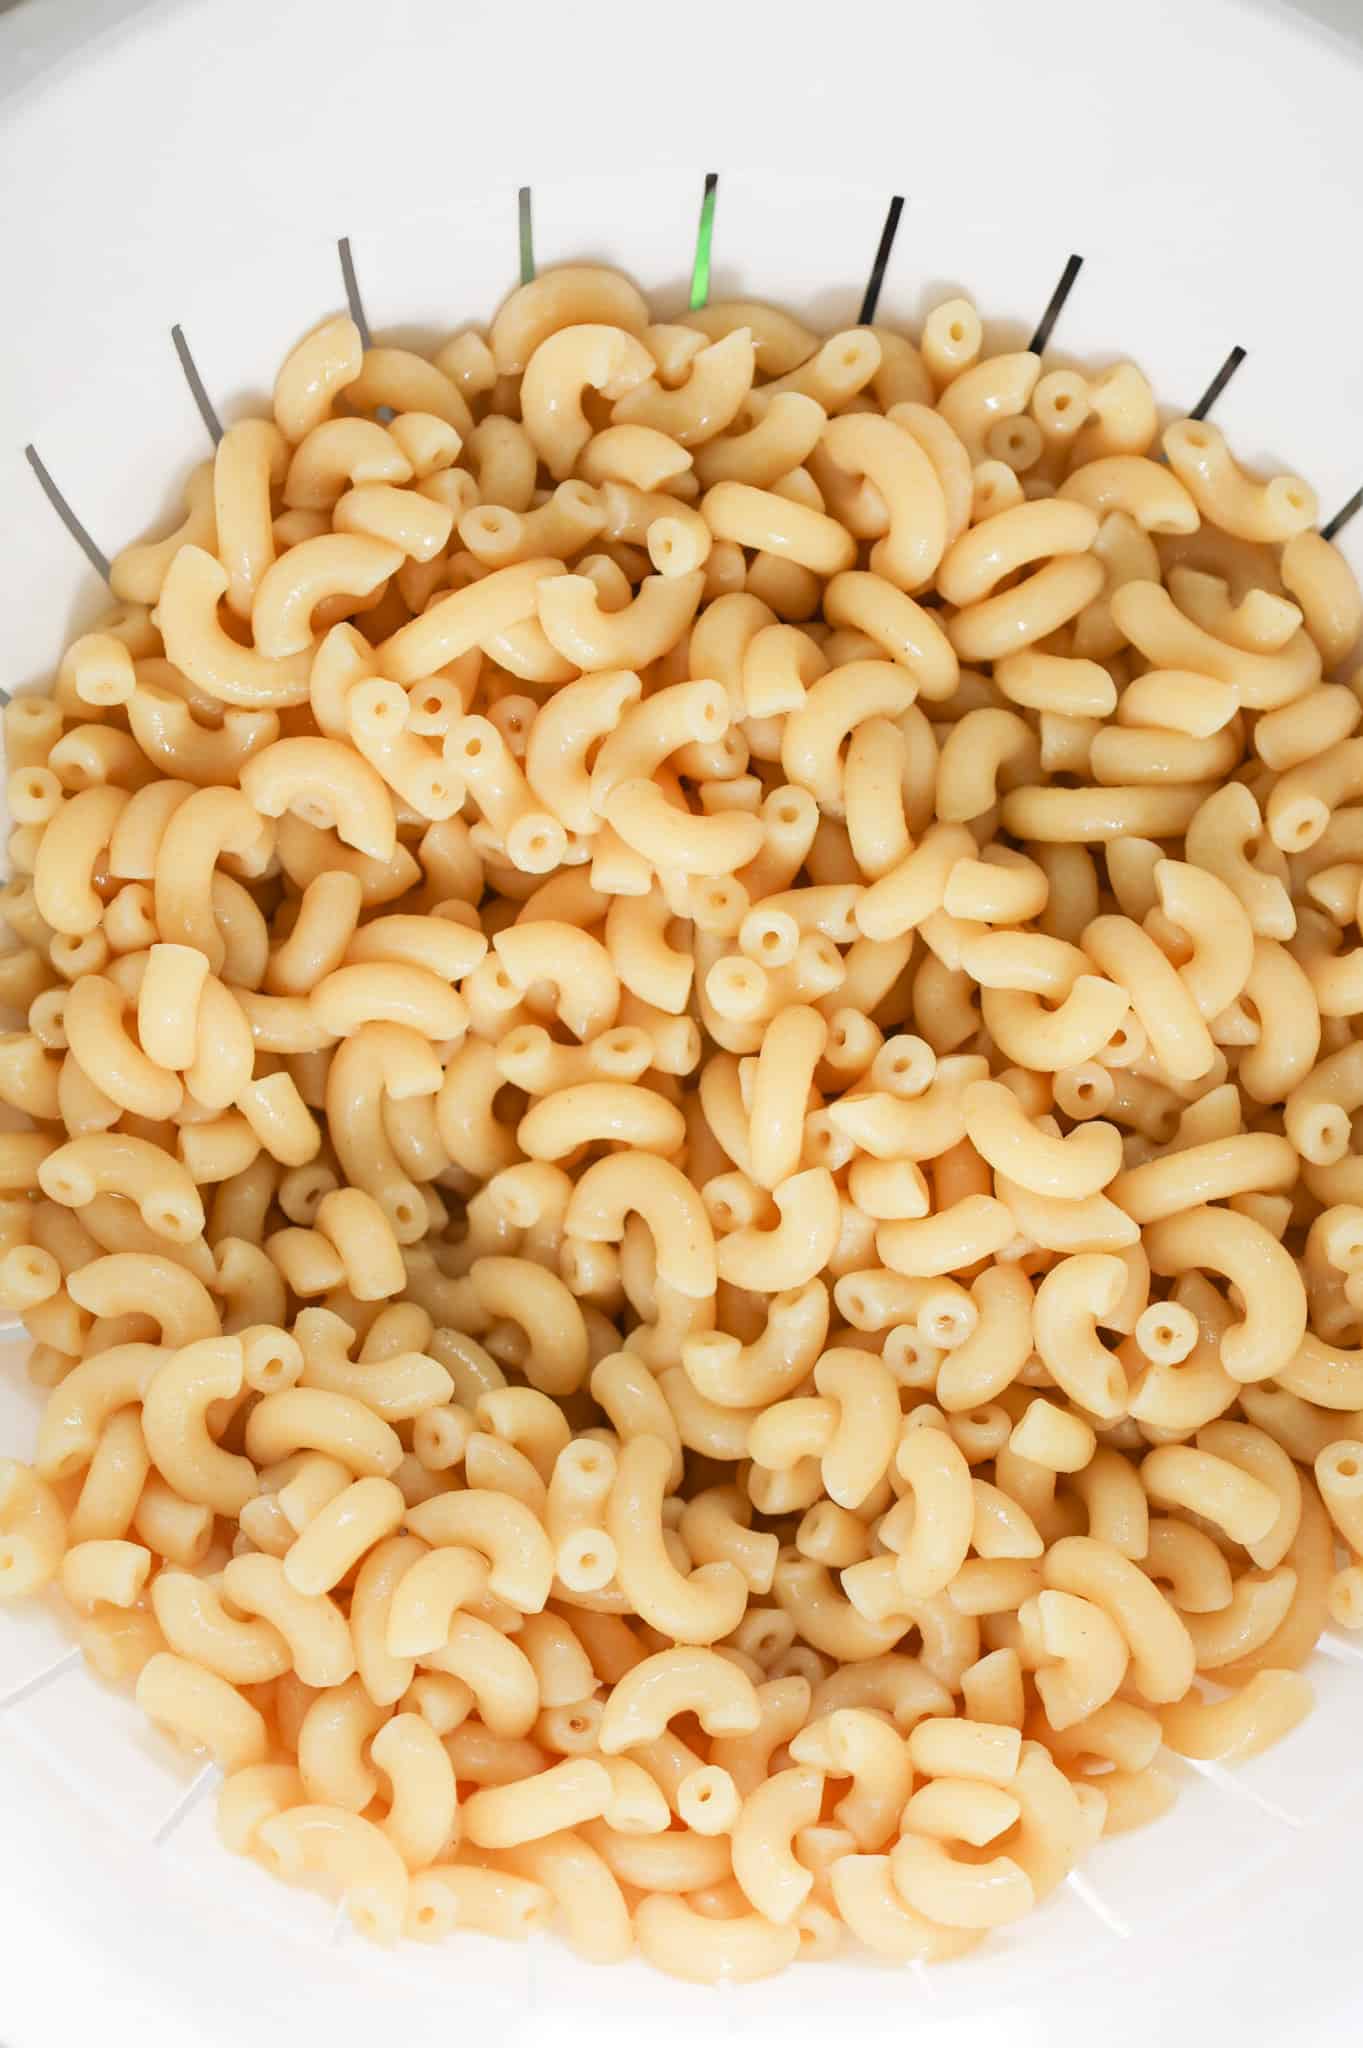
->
[337,236,374,350]
[170,324,223,446]
[1321,486,1363,544]
[1188,345,1246,421]
[1028,253,1084,356]
[23,445,111,585]
[857,195,904,328]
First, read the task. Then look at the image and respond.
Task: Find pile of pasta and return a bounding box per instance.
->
[4,263,1363,1982]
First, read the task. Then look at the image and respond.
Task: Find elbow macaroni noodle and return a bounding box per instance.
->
[0,263,1358,1982]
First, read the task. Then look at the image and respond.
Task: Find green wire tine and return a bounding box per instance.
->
[689,173,718,311]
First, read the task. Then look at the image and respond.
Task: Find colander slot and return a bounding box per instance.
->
[169,322,223,445]
[150,1758,219,1848]
[0,1644,81,1711]
[1178,1752,1304,1830]
[1065,1869,1132,1941]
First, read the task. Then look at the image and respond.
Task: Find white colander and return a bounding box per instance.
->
[2,1,1362,2042]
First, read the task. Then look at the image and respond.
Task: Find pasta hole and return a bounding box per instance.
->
[417,1905,438,1926]
[463,735,483,758]
[1338,1457,1359,1479]
[578,1550,597,1573]
[1054,394,1071,413]
[949,322,965,343]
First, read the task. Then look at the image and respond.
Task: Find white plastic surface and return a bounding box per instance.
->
[2,1,1362,2042]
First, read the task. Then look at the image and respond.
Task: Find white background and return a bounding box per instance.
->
[2,1,1362,2045]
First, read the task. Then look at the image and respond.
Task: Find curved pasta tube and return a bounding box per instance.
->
[936,350,1040,462]
[318,1030,438,1238]
[154,785,273,971]
[141,1335,255,1515]
[256,1805,408,1944]
[155,546,312,707]
[538,569,705,673]
[283,417,412,510]
[467,1256,589,1398]
[1159,1670,1313,1763]
[962,1079,1120,1199]
[1185,785,1294,943]
[730,1765,824,1924]
[1144,1206,1306,1384]
[1058,455,1199,534]
[780,660,917,810]
[632,1893,798,1984]
[34,784,129,937]
[110,462,218,605]
[136,1652,268,1773]
[819,412,946,590]
[830,1854,980,1962]
[714,1168,840,1292]
[383,1544,488,1658]
[822,570,958,701]
[491,921,619,1040]
[565,1152,716,1301]
[812,1348,900,1508]
[1022,1589,1129,1730]
[772,1554,905,1662]
[250,533,401,658]
[214,418,289,618]
[64,977,182,1121]
[1110,579,1320,712]
[889,1832,1033,1930]
[241,737,395,863]
[272,313,363,439]
[607,1435,747,1644]
[680,1279,829,1409]
[938,499,1098,608]
[1182,1567,1300,1671]
[490,266,649,377]
[421,1613,539,1737]
[1163,419,1315,542]
[524,669,642,832]
[1081,913,1214,1083]
[599,1647,760,1753]
[518,324,655,479]
[67,1254,218,1345]
[613,328,756,447]
[151,1570,291,1683]
[1031,1254,1128,1419]
[405,1487,554,1613]
[1042,1537,1194,1704]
